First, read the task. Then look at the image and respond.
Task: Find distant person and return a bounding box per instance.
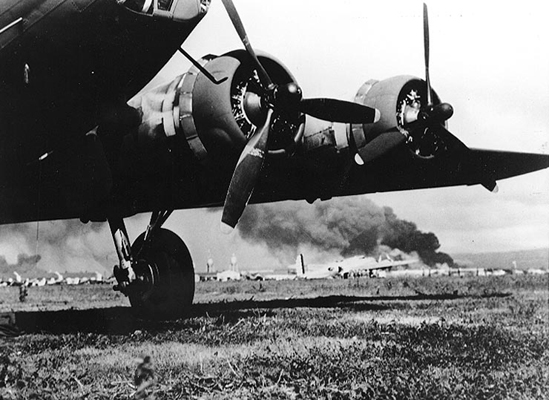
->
[19,285,28,302]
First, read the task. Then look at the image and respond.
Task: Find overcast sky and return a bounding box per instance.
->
[2,0,547,273]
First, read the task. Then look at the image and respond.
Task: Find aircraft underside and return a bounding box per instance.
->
[0,0,547,319]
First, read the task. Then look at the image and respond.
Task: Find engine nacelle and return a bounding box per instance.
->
[349,75,445,161]
[126,50,304,169]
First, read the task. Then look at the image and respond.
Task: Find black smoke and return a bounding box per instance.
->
[0,220,113,275]
[0,254,41,280]
[379,207,454,267]
[341,226,380,257]
[238,197,386,261]
[238,198,453,267]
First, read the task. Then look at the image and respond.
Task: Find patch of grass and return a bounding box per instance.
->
[0,275,548,399]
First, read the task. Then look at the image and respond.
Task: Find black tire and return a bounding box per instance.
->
[129,228,194,320]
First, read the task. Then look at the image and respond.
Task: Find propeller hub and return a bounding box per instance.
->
[432,103,454,122]
[419,102,454,123]
[274,82,303,110]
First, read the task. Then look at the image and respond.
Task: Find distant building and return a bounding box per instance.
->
[230,253,238,272]
[206,256,214,273]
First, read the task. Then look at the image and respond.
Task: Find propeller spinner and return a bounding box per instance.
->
[220,0,380,230]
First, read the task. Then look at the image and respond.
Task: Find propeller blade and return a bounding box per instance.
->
[423,3,432,106]
[300,98,380,124]
[421,5,495,191]
[221,109,274,231]
[221,0,273,89]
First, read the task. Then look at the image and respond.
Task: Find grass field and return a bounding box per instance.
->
[1,275,548,399]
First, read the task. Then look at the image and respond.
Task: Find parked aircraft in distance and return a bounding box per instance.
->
[1,0,547,318]
[0,271,106,287]
[287,253,419,280]
[335,255,419,278]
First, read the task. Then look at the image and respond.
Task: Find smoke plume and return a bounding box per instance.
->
[0,220,114,278]
[238,197,453,267]
[238,197,385,263]
[0,254,42,279]
[0,196,453,278]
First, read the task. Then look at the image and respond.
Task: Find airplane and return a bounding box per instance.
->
[1,0,548,319]
[283,254,334,279]
[287,254,347,280]
[334,254,419,279]
[46,271,64,285]
[286,253,418,280]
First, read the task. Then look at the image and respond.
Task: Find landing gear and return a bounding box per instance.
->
[108,211,195,320]
[129,228,194,320]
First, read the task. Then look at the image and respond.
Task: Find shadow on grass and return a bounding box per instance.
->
[6,292,511,335]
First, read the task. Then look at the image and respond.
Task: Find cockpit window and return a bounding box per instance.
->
[119,0,152,14]
[120,0,210,20]
[157,0,174,11]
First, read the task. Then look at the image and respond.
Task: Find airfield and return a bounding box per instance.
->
[0,273,547,399]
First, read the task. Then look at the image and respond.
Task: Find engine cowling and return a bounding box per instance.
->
[125,50,305,169]
[191,50,305,163]
[348,75,446,162]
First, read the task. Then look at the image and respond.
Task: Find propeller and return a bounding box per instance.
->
[415,3,455,146]
[406,4,496,191]
[424,4,497,190]
[220,0,380,230]
[355,3,497,191]
[221,109,273,232]
[423,3,431,107]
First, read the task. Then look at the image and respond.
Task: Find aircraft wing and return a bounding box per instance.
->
[340,258,419,274]
[467,149,549,182]
[376,259,419,269]
[331,146,549,199]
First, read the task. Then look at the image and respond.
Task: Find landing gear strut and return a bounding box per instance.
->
[108,211,195,319]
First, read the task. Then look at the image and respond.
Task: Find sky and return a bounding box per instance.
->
[1,0,547,274]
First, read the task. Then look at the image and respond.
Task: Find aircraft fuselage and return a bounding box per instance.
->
[0,0,547,227]
[0,0,204,222]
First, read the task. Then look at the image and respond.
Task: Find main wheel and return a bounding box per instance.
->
[129,228,195,320]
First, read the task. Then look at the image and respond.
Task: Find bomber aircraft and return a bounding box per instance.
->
[1,0,548,319]
[288,254,419,280]
[335,255,419,279]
